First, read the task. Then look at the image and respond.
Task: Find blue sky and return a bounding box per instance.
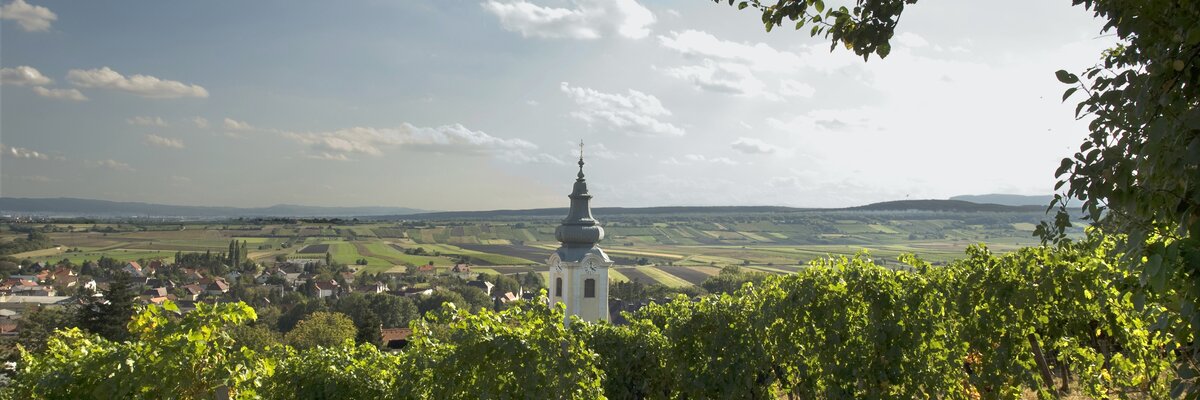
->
[0,0,1115,210]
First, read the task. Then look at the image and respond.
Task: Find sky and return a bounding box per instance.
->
[0,0,1117,211]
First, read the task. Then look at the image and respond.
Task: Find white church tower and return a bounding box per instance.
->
[547,143,611,324]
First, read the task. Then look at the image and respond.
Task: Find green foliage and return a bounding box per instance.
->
[699,265,766,294]
[716,0,913,60]
[0,231,54,256]
[332,293,419,344]
[228,324,282,352]
[417,289,467,314]
[11,237,1185,399]
[716,0,1200,393]
[284,311,357,350]
[15,307,74,354]
[16,301,270,399]
[405,301,605,399]
[264,343,405,400]
[75,272,138,341]
[574,320,673,400]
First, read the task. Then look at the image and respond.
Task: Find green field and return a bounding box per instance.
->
[6,209,1068,285]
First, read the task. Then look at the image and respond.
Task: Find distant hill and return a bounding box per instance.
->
[847,199,1045,213]
[949,194,1054,207]
[399,206,808,220]
[0,197,1050,220]
[0,197,427,218]
[399,201,1045,220]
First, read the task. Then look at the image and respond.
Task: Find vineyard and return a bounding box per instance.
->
[11,230,1197,399]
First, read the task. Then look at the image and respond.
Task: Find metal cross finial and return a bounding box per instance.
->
[577,140,585,179]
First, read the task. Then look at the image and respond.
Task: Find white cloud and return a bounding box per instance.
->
[560,82,684,137]
[482,0,654,39]
[894,32,930,49]
[192,117,210,129]
[660,60,766,97]
[144,134,184,149]
[1,144,49,159]
[662,154,738,166]
[169,175,191,185]
[766,109,876,133]
[127,116,169,127]
[67,67,208,99]
[503,151,565,164]
[778,79,815,98]
[657,30,838,99]
[18,175,52,183]
[0,0,55,32]
[31,86,87,101]
[223,118,254,131]
[95,159,135,172]
[580,141,619,159]
[658,30,823,73]
[282,122,537,160]
[0,66,51,85]
[730,137,780,155]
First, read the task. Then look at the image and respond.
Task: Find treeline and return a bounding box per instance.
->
[10,230,1194,399]
[0,231,53,256]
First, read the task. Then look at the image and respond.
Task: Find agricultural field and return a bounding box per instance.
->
[3,208,1065,288]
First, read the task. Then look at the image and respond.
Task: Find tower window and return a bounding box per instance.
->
[584,279,595,298]
[555,277,562,297]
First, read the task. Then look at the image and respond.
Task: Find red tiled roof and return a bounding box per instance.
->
[380,327,412,343]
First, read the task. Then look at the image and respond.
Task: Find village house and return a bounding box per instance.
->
[466,280,494,296]
[181,284,204,301]
[380,327,413,350]
[313,280,338,298]
[414,262,435,275]
[497,291,519,304]
[205,279,230,296]
[394,286,433,298]
[356,281,387,294]
[450,263,472,276]
[122,261,145,277]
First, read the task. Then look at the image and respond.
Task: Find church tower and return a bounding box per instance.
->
[548,143,611,324]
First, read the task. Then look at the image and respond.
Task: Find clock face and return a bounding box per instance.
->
[584,258,598,273]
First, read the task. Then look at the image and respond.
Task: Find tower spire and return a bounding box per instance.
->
[577,140,585,179]
[556,139,602,247]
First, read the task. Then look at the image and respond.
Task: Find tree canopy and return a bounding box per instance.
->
[717,2,1199,392]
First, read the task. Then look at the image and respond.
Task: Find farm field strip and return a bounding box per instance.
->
[652,266,713,285]
[601,248,685,260]
[296,244,330,254]
[383,244,459,266]
[631,267,691,287]
[608,268,629,282]
[613,268,656,285]
[744,265,797,274]
[396,243,536,265]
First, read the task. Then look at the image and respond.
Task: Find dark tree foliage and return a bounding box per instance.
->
[76,272,139,341]
[716,1,1200,393]
[0,231,54,256]
[332,293,419,344]
[700,265,768,295]
[16,306,75,354]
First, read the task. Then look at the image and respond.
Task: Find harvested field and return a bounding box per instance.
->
[297,244,330,254]
[614,267,656,285]
[456,244,551,263]
[653,266,715,285]
[487,265,539,274]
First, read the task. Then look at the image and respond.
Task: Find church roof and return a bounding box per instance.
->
[554,142,605,251]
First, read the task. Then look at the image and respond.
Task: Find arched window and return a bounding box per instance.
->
[584,279,596,298]
[555,277,563,297]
